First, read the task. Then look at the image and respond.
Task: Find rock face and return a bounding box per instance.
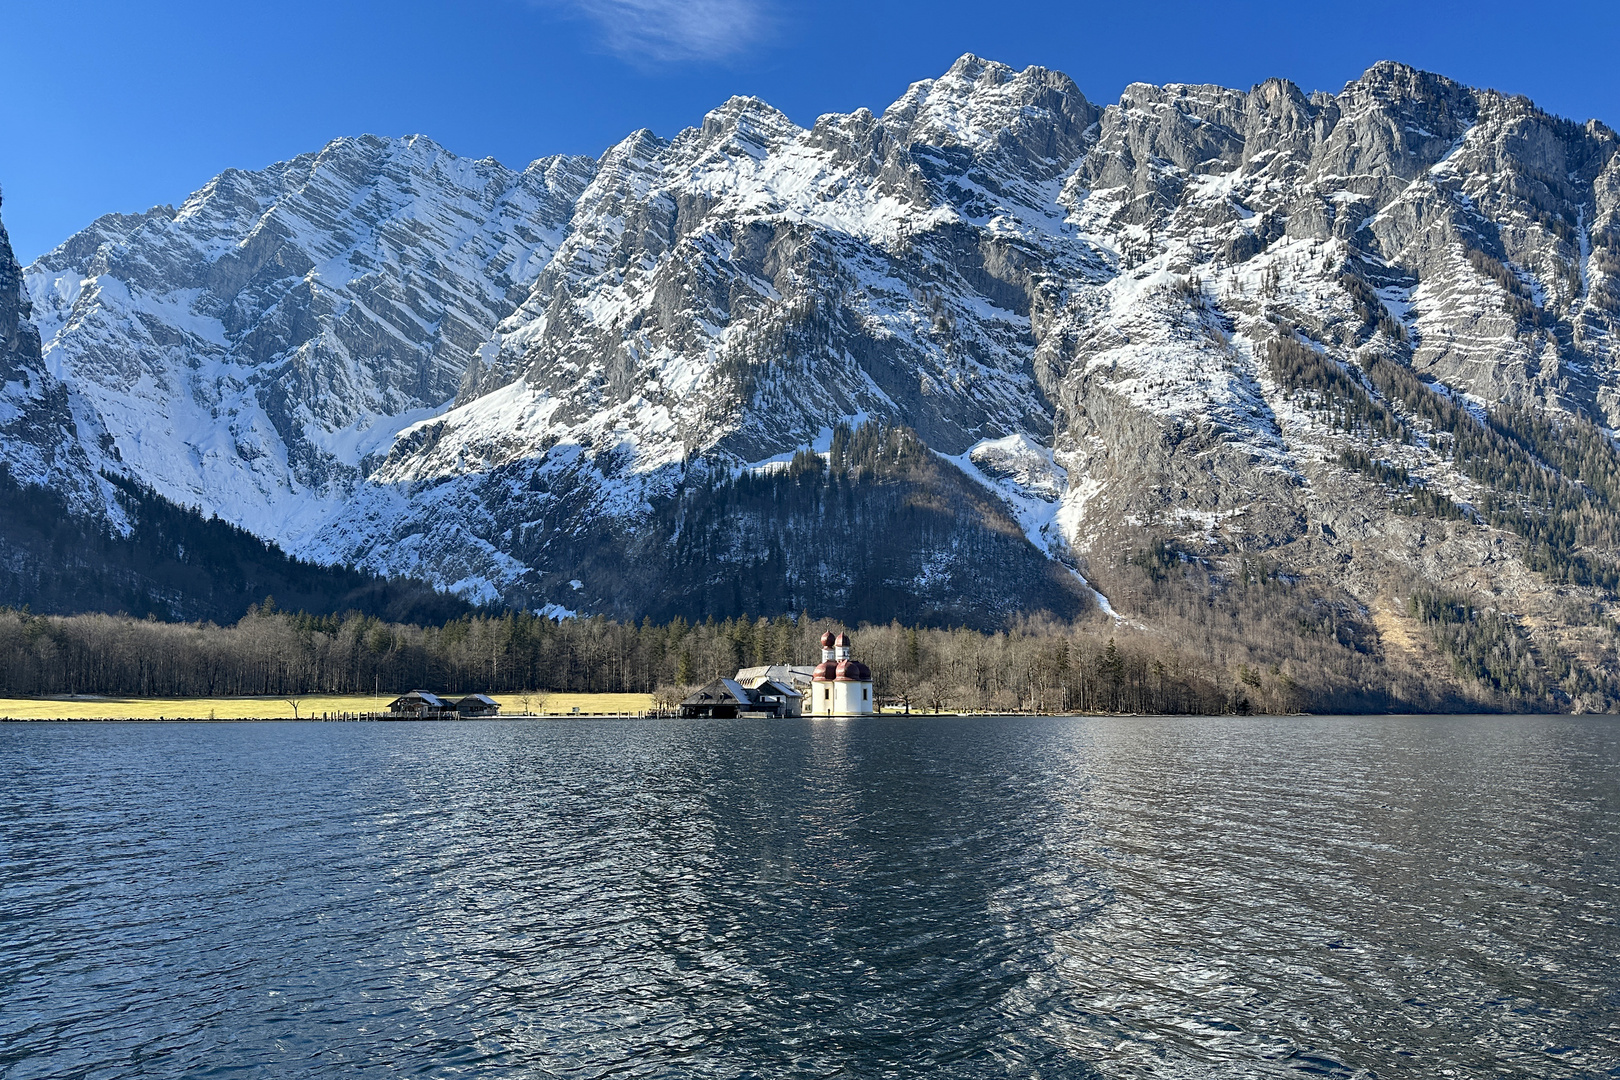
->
[0,192,110,518]
[13,59,1620,677]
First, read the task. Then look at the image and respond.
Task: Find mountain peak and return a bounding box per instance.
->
[698,95,799,144]
[882,55,1093,161]
[944,52,1012,80]
[1344,60,1468,106]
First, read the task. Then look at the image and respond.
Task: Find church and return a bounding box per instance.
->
[699,629,875,718]
[808,631,874,716]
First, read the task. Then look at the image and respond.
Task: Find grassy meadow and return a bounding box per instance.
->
[0,692,658,721]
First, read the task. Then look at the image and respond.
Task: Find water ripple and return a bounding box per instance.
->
[1,716,1615,1078]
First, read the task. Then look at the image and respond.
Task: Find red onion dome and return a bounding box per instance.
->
[834,632,851,647]
[819,631,836,648]
[835,658,871,681]
[812,660,840,681]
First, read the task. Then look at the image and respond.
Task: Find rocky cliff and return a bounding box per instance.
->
[0,191,108,517]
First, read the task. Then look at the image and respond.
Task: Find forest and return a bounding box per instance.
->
[0,559,1569,716]
[507,420,1091,628]
[1268,332,1620,591]
[0,603,1241,714]
[0,466,469,624]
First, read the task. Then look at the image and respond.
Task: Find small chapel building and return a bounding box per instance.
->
[809,631,874,717]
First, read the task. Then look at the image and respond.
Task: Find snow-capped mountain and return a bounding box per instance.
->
[24,136,594,540]
[13,58,1620,671]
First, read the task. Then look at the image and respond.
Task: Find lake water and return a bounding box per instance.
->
[1,716,1616,1078]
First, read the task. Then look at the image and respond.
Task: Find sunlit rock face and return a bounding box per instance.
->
[16,57,1620,633]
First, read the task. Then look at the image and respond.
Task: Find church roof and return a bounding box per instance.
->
[836,658,872,681]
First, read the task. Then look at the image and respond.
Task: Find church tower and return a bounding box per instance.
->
[810,631,875,716]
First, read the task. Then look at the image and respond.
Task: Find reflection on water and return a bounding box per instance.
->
[1,716,1615,1077]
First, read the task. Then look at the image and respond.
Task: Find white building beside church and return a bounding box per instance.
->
[809,631,874,716]
[735,663,816,695]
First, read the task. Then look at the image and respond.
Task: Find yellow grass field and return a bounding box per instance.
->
[523,693,657,716]
[0,692,657,721]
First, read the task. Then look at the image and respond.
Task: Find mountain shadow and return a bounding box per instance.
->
[0,468,471,624]
[526,422,1091,630]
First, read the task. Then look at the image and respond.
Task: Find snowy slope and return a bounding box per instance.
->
[23,136,594,538]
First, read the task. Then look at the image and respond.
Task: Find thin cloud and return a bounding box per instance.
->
[546,0,775,65]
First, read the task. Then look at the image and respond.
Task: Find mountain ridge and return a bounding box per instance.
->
[7,56,1620,704]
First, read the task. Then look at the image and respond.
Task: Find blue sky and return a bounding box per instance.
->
[3,0,1618,263]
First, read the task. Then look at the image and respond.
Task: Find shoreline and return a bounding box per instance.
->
[0,691,657,722]
[1,710,1559,723]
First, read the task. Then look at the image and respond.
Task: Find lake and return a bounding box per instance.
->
[1,716,1615,1077]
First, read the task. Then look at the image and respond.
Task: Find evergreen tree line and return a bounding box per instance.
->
[607,421,1088,628]
[1265,336,1408,443]
[1360,351,1620,591]
[0,603,1267,715]
[1337,271,1408,343]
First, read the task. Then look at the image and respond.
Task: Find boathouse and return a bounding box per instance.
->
[454,694,501,718]
[680,679,754,718]
[679,677,803,718]
[388,691,458,718]
[387,691,502,718]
